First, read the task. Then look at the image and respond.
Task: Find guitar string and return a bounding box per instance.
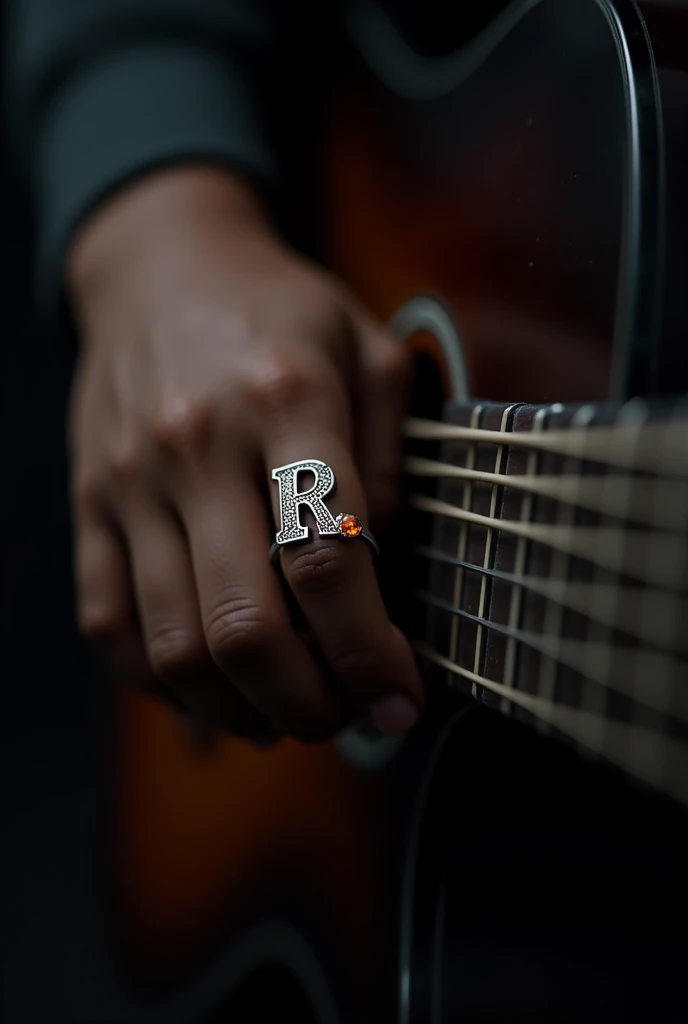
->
[403,416,688,476]
[412,549,688,654]
[406,408,688,802]
[404,455,688,532]
[413,591,688,721]
[409,403,688,716]
[408,494,688,591]
[412,641,688,805]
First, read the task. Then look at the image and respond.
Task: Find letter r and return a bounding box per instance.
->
[271,459,339,544]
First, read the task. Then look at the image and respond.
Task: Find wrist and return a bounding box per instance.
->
[66,164,272,310]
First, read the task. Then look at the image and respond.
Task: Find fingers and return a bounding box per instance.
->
[266,432,424,734]
[73,505,192,712]
[122,504,274,739]
[74,501,274,741]
[71,290,418,744]
[182,482,346,740]
[72,502,151,680]
[352,309,410,527]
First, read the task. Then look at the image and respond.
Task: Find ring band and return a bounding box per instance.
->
[269,521,379,566]
[269,458,379,565]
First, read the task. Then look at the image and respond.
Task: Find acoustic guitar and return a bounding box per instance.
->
[107,1,688,1020]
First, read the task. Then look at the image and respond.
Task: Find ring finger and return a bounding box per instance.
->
[266,432,424,734]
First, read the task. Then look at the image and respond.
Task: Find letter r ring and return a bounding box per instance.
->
[269,459,379,566]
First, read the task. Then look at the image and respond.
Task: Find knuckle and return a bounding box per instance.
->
[147,628,206,681]
[241,356,319,417]
[206,594,276,665]
[286,542,349,596]
[151,397,215,459]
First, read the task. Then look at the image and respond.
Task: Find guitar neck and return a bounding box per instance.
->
[404,397,688,806]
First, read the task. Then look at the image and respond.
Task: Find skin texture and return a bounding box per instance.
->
[66,165,424,744]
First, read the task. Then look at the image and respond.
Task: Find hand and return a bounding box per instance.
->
[66,166,424,744]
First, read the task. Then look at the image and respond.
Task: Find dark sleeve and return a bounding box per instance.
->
[4,0,285,322]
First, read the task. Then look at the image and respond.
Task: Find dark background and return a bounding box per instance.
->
[1,6,114,1016]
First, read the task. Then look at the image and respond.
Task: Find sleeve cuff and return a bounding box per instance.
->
[34,39,280,327]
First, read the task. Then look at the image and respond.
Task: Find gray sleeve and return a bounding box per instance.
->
[4,1,286,323]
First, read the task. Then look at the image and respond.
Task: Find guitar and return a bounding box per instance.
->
[107,1,688,1020]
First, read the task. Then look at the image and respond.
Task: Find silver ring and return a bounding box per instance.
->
[269,458,379,565]
[269,520,379,565]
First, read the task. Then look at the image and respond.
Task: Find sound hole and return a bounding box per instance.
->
[203,965,321,1023]
[405,707,688,1022]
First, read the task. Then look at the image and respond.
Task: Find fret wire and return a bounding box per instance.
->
[413,545,688,654]
[403,416,688,476]
[409,494,688,591]
[447,405,482,697]
[414,591,688,721]
[473,406,515,696]
[502,407,546,713]
[413,641,688,805]
[404,455,688,532]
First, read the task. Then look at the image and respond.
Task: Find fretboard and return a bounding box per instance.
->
[403,397,688,806]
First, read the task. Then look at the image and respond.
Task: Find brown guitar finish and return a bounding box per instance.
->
[110,1,686,1019]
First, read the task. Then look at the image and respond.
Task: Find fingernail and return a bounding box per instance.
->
[368,695,419,735]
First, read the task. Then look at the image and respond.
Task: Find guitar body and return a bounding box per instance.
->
[111,2,688,1020]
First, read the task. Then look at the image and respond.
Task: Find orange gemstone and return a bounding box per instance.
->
[339,514,363,537]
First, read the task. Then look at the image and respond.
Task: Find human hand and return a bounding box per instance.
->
[66,166,424,744]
